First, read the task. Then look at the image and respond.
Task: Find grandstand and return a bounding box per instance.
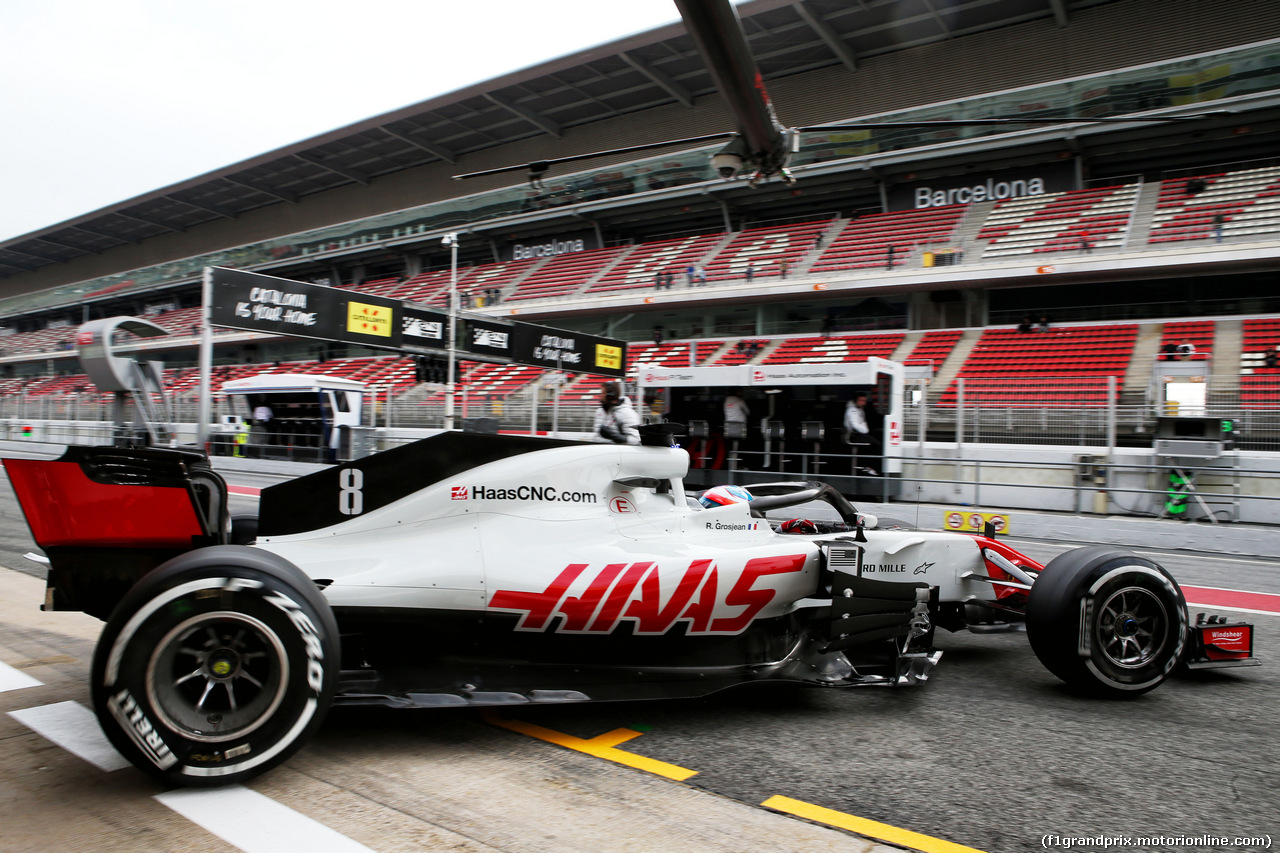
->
[1,0,1280,469]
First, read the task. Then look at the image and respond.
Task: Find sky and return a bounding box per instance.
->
[0,0,688,243]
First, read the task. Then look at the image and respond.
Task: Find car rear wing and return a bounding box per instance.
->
[4,445,228,618]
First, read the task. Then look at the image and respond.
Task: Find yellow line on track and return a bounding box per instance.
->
[763,795,989,853]
[482,712,698,781]
[485,713,984,852]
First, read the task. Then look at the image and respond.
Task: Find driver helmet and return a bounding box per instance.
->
[699,484,753,508]
[779,518,819,535]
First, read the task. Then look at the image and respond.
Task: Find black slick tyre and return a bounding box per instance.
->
[90,546,338,786]
[1026,545,1187,697]
[229,513,259,545]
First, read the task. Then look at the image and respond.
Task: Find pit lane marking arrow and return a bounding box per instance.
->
[763,795,989,853]
[483,711,697,781]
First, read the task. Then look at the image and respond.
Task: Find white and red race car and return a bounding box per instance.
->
[3,426,1256,787]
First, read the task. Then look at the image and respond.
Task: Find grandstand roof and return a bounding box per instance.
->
[0,0,1123,280]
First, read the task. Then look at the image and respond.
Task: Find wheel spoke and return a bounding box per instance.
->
[223,681,238,712]
[174,667,206,687]
[194,679,216,711]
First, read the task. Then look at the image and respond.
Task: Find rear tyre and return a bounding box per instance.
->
[1026,546,1186,696]
[90,546,338,786]
[229,514,259,545]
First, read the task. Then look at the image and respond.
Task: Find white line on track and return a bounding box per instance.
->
[8,700,130,772]
[1185,604,1280,617]
[1122,548,1279,566]
[0,660,41,693]
[155,785,374,853]
[1004,538,1279,567]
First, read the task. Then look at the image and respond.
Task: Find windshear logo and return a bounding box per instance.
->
[451,486,469,500]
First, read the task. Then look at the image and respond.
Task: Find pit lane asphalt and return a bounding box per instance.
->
[0,442,1275,852]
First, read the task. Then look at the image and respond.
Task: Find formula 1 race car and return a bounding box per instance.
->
[3,427,1257,787]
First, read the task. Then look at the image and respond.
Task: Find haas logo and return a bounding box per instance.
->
[753,370,765,382]
[450,486,469,500]
[489,555,805,635]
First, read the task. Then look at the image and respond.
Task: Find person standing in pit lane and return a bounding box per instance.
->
[723,388,749,430]
[843,391,880,475]
[593,381,641,445]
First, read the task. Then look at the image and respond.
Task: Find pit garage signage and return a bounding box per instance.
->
[638,366,738,387]
[511,322,626,378]
[209,267,403,351]
[748,363,879,385]
[635,361,891,388]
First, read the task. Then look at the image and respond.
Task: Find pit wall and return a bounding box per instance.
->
[900,442,1280,526]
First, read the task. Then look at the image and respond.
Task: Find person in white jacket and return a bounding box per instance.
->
[843,391,879,475]
[723,389,749,427]
[593,381,641,444]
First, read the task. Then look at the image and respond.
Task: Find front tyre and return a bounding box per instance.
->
[1026,546,1186,697]
[90,546,338,786]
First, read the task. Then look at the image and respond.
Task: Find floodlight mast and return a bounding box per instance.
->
[443,232,459,431]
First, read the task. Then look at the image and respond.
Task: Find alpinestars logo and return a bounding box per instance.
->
[489,554,805,635]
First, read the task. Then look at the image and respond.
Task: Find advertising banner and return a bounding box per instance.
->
[464,317,515,359]
[511,322,626,378]
[209,267,624,376]
[208,267,403,350]
[401,306,449,352]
